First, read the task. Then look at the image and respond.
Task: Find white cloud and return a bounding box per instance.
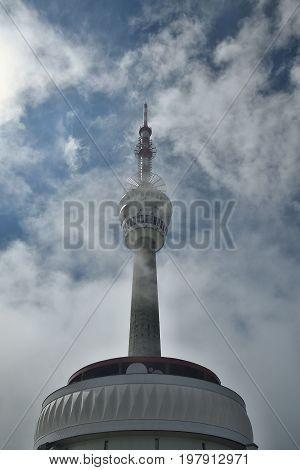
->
[62,135,89,171]
[0,121,43,208]
[0,240,132,449]
[0,0,132,204]
[0,0,129,126]
[124,4,300,204]
[126,16,207,87]
[276,0,300,43]
[214,40,243,64]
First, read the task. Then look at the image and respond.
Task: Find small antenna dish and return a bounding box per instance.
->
[126,363,148,374]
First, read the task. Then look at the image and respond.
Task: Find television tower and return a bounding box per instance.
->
[34,105,257,450]
[120,103,172,357]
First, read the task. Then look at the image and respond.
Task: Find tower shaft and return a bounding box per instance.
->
[129,248,161,356]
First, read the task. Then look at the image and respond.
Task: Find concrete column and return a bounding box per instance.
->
[129,248,161,356]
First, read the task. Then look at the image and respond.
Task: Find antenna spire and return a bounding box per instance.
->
[144,103,148,126]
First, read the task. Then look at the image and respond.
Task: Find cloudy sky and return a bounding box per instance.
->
[0,0,299,450]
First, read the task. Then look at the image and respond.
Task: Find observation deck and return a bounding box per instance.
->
[68,356,221,384]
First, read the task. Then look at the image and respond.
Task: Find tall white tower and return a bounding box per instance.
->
[34,105,257,450]
[120,104,172,357]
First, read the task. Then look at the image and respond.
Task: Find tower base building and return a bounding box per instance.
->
[34,357,256,450]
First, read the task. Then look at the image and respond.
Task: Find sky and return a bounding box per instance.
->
[0,0,299,450]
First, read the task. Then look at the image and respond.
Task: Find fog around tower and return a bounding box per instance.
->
[0,0,299,450]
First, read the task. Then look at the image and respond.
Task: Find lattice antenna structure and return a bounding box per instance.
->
[127,103,166,192]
